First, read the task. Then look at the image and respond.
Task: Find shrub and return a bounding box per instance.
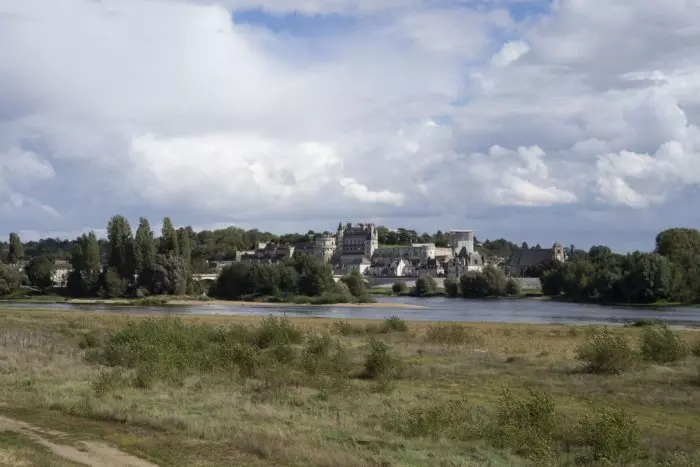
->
[391,282,408,294]
[425,323,475,346]
[488,390,557,463]
[381,316,408,333]
[692,339,700,357]
[300,334,351,377]
[577,407,642,464]
[505,278,521,296]
[332,320,365,336]
[443,278,460,297]
[340,270,368,298]
[639,325,688,363]
[575,328,636,374]
[412,276,438,297]
[78,330,104,349]
[459,271,490,298]
[0,264,21,297]
[385,398,483,440]
[254,316,304,349]
[362,338,403,380]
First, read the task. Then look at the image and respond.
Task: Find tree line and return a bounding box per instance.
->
[536,228,700,304]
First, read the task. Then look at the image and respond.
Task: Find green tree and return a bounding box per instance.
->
[7,233,23,264]
[413,275,438,296]
[444,278,460,297]
[134,217,156,273]
[99,267,128,298]
[177,228,192,266]
[160,217,179,256]
[106,215,136,281]
[24,257,54,291]
[483,264,507,296]
[70,232,102,296]
[460,271,490,298]
[340,269,367,298]
[0,265,20,296]
[139,254,188,296]
[618,252,672,303]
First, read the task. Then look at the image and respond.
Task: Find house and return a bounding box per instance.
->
[446,252,485,280]
[504,242,565,277]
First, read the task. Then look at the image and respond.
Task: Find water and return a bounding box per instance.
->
[2,297,700,327]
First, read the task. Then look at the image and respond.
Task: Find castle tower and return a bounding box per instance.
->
[449,230,475,256]
[364,223,378,259]
[552,242,565,262]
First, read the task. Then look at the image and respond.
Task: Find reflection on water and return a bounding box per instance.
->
[1,297,699,327]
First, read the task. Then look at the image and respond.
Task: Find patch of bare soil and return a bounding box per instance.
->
[0,415,158,467]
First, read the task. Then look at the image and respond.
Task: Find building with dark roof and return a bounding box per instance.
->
[504,242,565,277]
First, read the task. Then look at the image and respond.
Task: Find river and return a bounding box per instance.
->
[2,297,700,327]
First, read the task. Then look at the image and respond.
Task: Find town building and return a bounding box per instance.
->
[336,223,378,270]
[445,252,485,280]
[504,242,565,277]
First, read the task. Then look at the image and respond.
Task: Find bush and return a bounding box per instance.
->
[577,407,642,464]
[638,325,688,363]
[575,329,636,374]
[0,265,21,297]
[488,390,557,463]
[443,278,460,297]
[692,339,700,357]
[300,334,351,377]
[425,323,475,346]
[391,282,408,294]
[505,278,521,296]
[362,338,403,380]
[381,316,408,333]
[254,316,304,349]
[340,270,367,298]
[385,398,483,440]
[412,276,438,297]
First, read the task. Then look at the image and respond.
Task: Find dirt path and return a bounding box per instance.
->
[0,415,158,467]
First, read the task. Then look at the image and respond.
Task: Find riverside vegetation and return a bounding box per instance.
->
[1,309,700,465]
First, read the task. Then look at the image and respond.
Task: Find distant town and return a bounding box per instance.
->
[199,222,565,282]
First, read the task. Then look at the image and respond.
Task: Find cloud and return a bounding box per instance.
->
[340,178,405,206]
[1,0,700,250]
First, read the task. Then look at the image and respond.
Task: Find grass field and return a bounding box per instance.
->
[0,309,699,466]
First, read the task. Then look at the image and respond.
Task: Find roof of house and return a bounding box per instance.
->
[505,248,553,267]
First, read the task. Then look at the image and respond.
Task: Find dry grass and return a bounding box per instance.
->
[0,309,698,466]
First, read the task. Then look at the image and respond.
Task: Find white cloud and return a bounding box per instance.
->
[490,40,530,67]
[2,0,700,249]
[340,178,405,206]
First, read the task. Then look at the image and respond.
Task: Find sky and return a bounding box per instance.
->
[1,0,700,252]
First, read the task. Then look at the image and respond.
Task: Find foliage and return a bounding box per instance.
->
[391,281,408,294]
[577,407,642,464]
[425,323,475,345]
[210,255,336,301]
[575,329,637,374]
[24,257,54,291]
[159,217,180,256]
[99,268,129,299]
[381,316,408,333]
[340,269,367,299]
[488,390,557,463]
[0,264,20,296]
[68,232,102,297]
[300,334,351,377]
[412,275,438,297]
[139,254,188,296]
[362,338,403,380]
[692,339,700,357]
[106,215,136,282]
[460,265,509,298]
[638,325,688,363]
[443,278,460,297]
[7,232,23,263]
[134,217,156,273]
[385,398,481,440]
[505,278,520,296]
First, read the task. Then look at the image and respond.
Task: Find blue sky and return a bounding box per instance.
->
[1,0,699,252]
